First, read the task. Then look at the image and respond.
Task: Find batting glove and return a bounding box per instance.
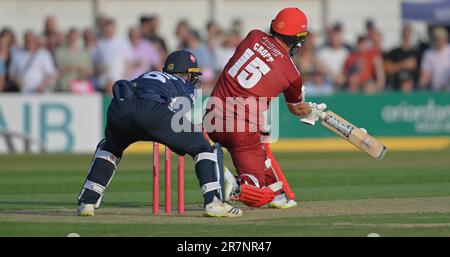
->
[299,102,327,126]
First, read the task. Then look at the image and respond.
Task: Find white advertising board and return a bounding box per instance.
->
[0,94,102,153]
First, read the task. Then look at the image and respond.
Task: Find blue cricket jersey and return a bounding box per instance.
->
[131,71,196,108]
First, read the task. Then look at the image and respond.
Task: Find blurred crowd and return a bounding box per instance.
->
[296,21,450,95]
[0,15,449,96]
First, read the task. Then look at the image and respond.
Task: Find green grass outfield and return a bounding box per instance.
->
[1,149,450,237]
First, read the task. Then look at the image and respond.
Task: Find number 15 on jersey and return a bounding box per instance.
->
[227,48,271,89]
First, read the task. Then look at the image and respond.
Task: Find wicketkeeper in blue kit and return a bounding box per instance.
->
[77,50,242,217]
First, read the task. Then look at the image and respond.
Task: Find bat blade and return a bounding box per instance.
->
[320,111,387,160]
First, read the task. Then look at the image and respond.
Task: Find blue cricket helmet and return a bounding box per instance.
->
[163,50,202,76]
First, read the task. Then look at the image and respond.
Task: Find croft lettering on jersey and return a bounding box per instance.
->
[261,36,284,58]
[253,43,274,63]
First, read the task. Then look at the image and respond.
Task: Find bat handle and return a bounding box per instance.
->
[319,111,327,120]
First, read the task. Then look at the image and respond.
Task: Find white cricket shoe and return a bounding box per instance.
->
[204,197,243,217]
[268,193,297,209]
[77,203,95,216]
[224,167,239,202]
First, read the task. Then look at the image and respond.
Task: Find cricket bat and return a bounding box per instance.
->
[320,110,388,160]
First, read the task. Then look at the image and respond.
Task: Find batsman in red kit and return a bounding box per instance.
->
[204,8,327,209]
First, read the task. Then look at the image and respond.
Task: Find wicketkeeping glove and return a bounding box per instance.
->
[299,102,327,126]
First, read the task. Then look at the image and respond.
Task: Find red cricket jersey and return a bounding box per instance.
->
[207,29,303,132]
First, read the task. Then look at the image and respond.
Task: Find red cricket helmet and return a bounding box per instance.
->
[270,7,309,55]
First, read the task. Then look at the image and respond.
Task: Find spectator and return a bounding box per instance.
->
[214,31,241,73]
[304,70,335,96]
[127,26,162,79]
[55,28,94,92]
[91,19,132,94]
[365,19,383,51]
[96,15,109,37]
[185,29,215,92]
[324,22,352,51]
[206,21,227,74]
[175,19,191,50]
[231,18,244,38]
[343,35,385,93]
[385,25,418,92]
[0,56,5,92]
[149,16,168,58]
[140,15,168,59]
[9,31,57,94]
[83,27,97,57]
[317,27,349,87]
[206,20,224,54]
[0,28,18,91]
[419,27,450,91]
[293,32,325,87]
[140,16,152,39]
[42,16,64,57]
